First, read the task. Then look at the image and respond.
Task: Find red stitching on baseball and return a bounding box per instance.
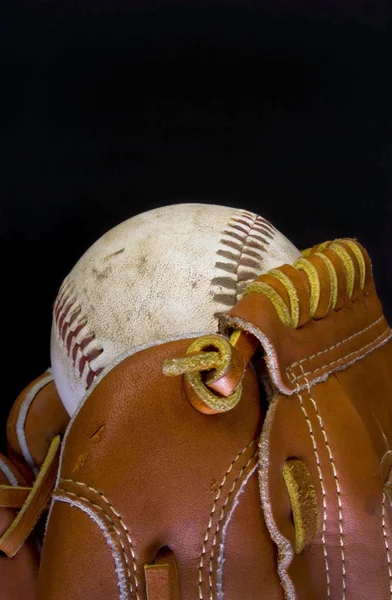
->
[57,298,73,332]
[229,222,249,235]
[55,286,71,324]
[248,231,271,245]
[55,278,104,390]
[213,211,272,313]
[231,217,253,229]
[80,335,96,351]
[246,238,268,250]
[86,367,104,389]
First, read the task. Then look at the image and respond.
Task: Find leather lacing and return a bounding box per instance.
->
[244,239,370,328]
[163,238,372,414]
[0,239,372,565]
[163,335,244,414]
[162,238,373,561]
[0,436,61,557]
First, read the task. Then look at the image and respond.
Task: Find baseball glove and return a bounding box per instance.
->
[1,204,391,600]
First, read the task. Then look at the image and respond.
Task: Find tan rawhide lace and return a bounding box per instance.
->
[163,238,371,413]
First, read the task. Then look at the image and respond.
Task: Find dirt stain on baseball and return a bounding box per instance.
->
[92,266,112,281]
[136,255,148,274]
[104,248,125,260]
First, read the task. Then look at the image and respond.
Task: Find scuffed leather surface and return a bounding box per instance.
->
[223,251,392,600]
[4,239,392,599]
[39,338,283,600]
[221,267,391,395]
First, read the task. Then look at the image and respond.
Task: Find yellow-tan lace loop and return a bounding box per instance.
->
[163,350,222,377]
[342,239,366,290]
[163,335,242,413]
[314,252,338,310]
[242,239,367,328]
[329,242,355,298]
[293,258,320,318]
[243,281,291,327]
[302,240,330,257]
[316,241,331,253]
[268,269,300,328]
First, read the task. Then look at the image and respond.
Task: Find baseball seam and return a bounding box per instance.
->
[54,279,104,391]
[213,210,274,317]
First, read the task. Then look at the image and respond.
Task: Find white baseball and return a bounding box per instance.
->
[51,203,300,415]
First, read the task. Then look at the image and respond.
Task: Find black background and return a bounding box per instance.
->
[2,1,392,443]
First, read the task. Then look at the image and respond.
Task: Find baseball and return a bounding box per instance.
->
[51,203,300,415]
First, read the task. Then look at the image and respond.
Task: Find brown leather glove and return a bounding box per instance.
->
[0,373,69,599]
[1,237,391,600]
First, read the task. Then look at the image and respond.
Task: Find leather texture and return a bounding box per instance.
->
[0,372,68,597]
[7,372,70,485]
[0,236,391,599]
[50,203,300,415]
[39,338,282,600]
[220,239,392,599]
[0,455,39,599]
